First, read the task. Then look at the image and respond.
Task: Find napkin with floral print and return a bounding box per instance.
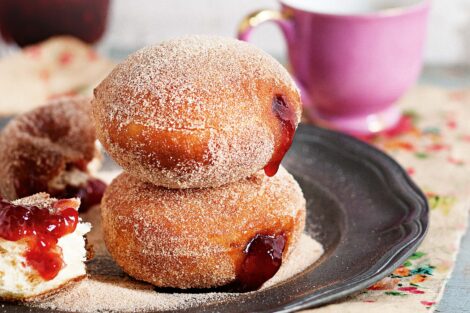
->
[0,36,114,115]
[304,86,470,312]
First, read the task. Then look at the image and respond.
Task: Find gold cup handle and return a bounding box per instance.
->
[237,9,293,42]
[237,9,310,116]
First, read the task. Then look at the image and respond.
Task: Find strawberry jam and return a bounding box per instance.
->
[236,233,286,291]
[264,95,297,177]
[0,197,79,280]
[54,178,106,212]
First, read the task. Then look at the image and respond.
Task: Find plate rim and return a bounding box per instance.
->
[269,124,429,313]
[0,123,429,313]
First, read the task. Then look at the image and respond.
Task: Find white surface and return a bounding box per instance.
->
[280,0,423,14]
[98,0,470,65]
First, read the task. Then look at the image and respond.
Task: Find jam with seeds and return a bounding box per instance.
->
[0,197,79,280]
[235,233,286,291]
[264,95,297,177]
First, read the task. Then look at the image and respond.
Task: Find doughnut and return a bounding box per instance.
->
[101,166,306,290]
[0,97,106,211]
[0,193,91,301]
[92,35,302,189]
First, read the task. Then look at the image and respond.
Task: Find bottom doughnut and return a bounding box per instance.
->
[101,166,306,290]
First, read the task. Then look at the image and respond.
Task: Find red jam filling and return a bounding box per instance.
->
[236,233,286,291]
[264,95,297,177]
[0,198,79,280]
[53,178,107,212]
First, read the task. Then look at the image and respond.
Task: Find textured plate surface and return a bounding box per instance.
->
[0,123,428,313]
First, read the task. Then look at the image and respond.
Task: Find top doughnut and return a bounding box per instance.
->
[92,35,302,188]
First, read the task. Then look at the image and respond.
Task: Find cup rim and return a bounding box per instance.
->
[280,0,431,18]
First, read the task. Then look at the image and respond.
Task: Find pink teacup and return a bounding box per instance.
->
[238,0,430,134]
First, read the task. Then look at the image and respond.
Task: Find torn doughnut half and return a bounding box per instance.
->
[0,193,91,301]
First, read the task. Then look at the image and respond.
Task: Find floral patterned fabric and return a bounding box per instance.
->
[304,86,470,312]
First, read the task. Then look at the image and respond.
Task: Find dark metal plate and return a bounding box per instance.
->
[0,123,428,313]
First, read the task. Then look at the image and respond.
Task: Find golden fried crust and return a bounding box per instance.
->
[0,96,97,200]
[101,167,306,289]
[92,35,302,189]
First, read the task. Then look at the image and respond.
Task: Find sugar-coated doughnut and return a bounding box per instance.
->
[101,166,306,290]
[92,35,302,189]
[0,97,106,210]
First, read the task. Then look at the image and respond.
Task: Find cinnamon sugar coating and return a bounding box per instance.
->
[101,166,306,289]
[92,35,302,189]
[0,97,98,200]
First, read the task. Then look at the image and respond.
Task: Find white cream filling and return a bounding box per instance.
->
[0,222,91,299]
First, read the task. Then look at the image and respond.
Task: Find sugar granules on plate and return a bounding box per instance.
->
[28,170,324,312]
[30,232,322,313]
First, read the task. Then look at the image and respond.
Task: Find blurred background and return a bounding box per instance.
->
[100,0,470,66]
[1,0,465,64]
[0,0,468,115]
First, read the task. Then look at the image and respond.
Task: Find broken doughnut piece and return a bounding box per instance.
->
[0,96,106,211]
[0,193,91,301]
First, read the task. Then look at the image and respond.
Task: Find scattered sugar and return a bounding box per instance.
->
[29,233,322,313]
[27,169,323,312]
[27,168,323,312]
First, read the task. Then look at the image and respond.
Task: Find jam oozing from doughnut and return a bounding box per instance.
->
[0,198,79,280]
[236,233,286,291]
[54,178,107,212]
[264,95,297,177]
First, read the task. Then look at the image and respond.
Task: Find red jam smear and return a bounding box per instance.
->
[236,233,286,291]
[264,95,297,177]
[0,198,79,280]
[53,178,107,212]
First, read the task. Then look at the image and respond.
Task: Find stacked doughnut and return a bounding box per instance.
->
[92,35,305,290]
